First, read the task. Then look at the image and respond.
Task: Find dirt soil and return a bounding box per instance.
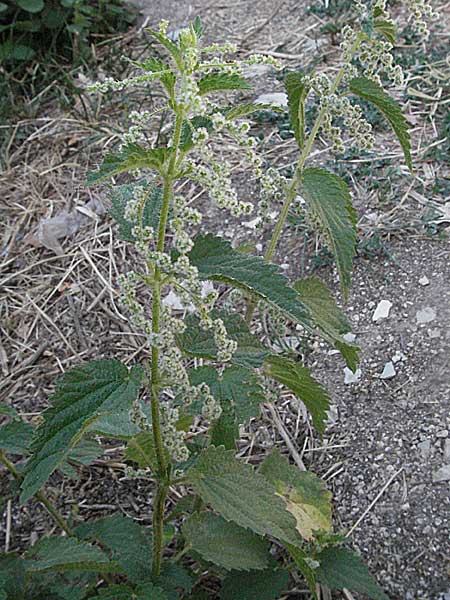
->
[1,0,449,598]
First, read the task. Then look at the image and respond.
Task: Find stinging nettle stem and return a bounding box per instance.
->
[245,34,363,325]
[150,110,184,578]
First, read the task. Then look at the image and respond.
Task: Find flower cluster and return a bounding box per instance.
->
[321,94,374,152]
[405,0,437,39]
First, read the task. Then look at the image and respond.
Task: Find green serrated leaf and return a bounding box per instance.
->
[20,360,143,504]
[0,420,33,455]
[259,449,333,541]
[184,512,270,571]
[87,408,143,439]
[87,145,170,186]
[59,439,103,478]
[224,103,284,120]
[192,16,203,38]
[187,446,302,546]
[135,582,169,600]
[293,276,359,371]
[25,536,115,573]
[0,404,17,417]
[96,584,134,600]
[178,310,269,369]
[285,72,309,149]
[374,18,396,43]
[17,0,44,13]
[220,568,289,600]
[198,73,252,95]
[76,513,152,583]
[349,76,412,171]
[155,562,194,596]
[264,355,330,435]
[109,182,164,241]
[301,168,357,296]
[125,431,159,470]
[179,116,214,152]
[188,235,314,332]
[315,547,390,600]
[147,28,184,70]
[0,554,26,599]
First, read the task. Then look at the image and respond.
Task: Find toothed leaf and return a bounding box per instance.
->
[349,76,412,171]
[220,568,289,600]
[198,73,252,95]
[184,512,270,571]
[285,72,309,149]
[264,355,330,435]
[20,360,143,503]
[301,168,357,296]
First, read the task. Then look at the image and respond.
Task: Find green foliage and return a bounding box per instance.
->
[178,311,269,368]
[293,276,359,370]
[285,72,309,149]
[259,450,333,541]
[109,183,164,242]
[301,167,357,295]
[220,568,289,600]
[189,365,265,449]
[87,145,171,186]
[349,77,412,171]
[188,445,303,547]
[125,432,159,470]
[25,536,116,573]
[315,546,390,600]
[76,514,153,582]
[188,235,314,332]
[20,359,142,503]
[0,420,33,455]
[264,355,330,434]
[197,73,253,95]
[184,512,270,571]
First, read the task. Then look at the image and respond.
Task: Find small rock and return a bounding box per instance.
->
[428,328,441,338]
[436,429,448,438]
[433,465,450,482]
[255,92,288,107]
[380,361,396,379]
[344,367,362,384]
[243,216,262,229]
[419,275,430,286]
[372,300,392,322]
[243,64,271,79]
[416,306,436,324]
[343,332,356,343]
[417,439,431,458]
[444,439,450,461]
[392,351,405,363]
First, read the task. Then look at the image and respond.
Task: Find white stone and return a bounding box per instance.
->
[392,351,405,363]
[380,361,396,379]
[416,307,436,324]
[432,465,450,483]
[417,439,431,458]
[343,332,356,343]
[243,216,262,229]
[344,367,362,384]
[372,300,392,322]
[255,92,288,107]
[419,276,430,286]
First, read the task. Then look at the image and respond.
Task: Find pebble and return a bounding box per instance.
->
[343,332,356,343]
[416,307,436,324]
[372,300,392,322]
[392,351,405,363]
[344,367,362,384]
[417,439,431,458]
[380,361,396,379]
[436,430,448,438]
[444,440,450,461]
[432,465,450,483]
[419,275,430,286]
[255,92,288,107]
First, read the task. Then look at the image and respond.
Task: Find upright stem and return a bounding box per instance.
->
[0,450,74,537]
[245,34,363,324]
[150,110,184,578]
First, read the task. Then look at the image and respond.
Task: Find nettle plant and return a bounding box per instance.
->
[0,3,435,599]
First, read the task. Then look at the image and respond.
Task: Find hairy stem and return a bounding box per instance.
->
[245,34,363,324]
[0,450,74,537]
[150,110,184,578]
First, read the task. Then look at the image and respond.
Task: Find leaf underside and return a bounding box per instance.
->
[301,167,357,296]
